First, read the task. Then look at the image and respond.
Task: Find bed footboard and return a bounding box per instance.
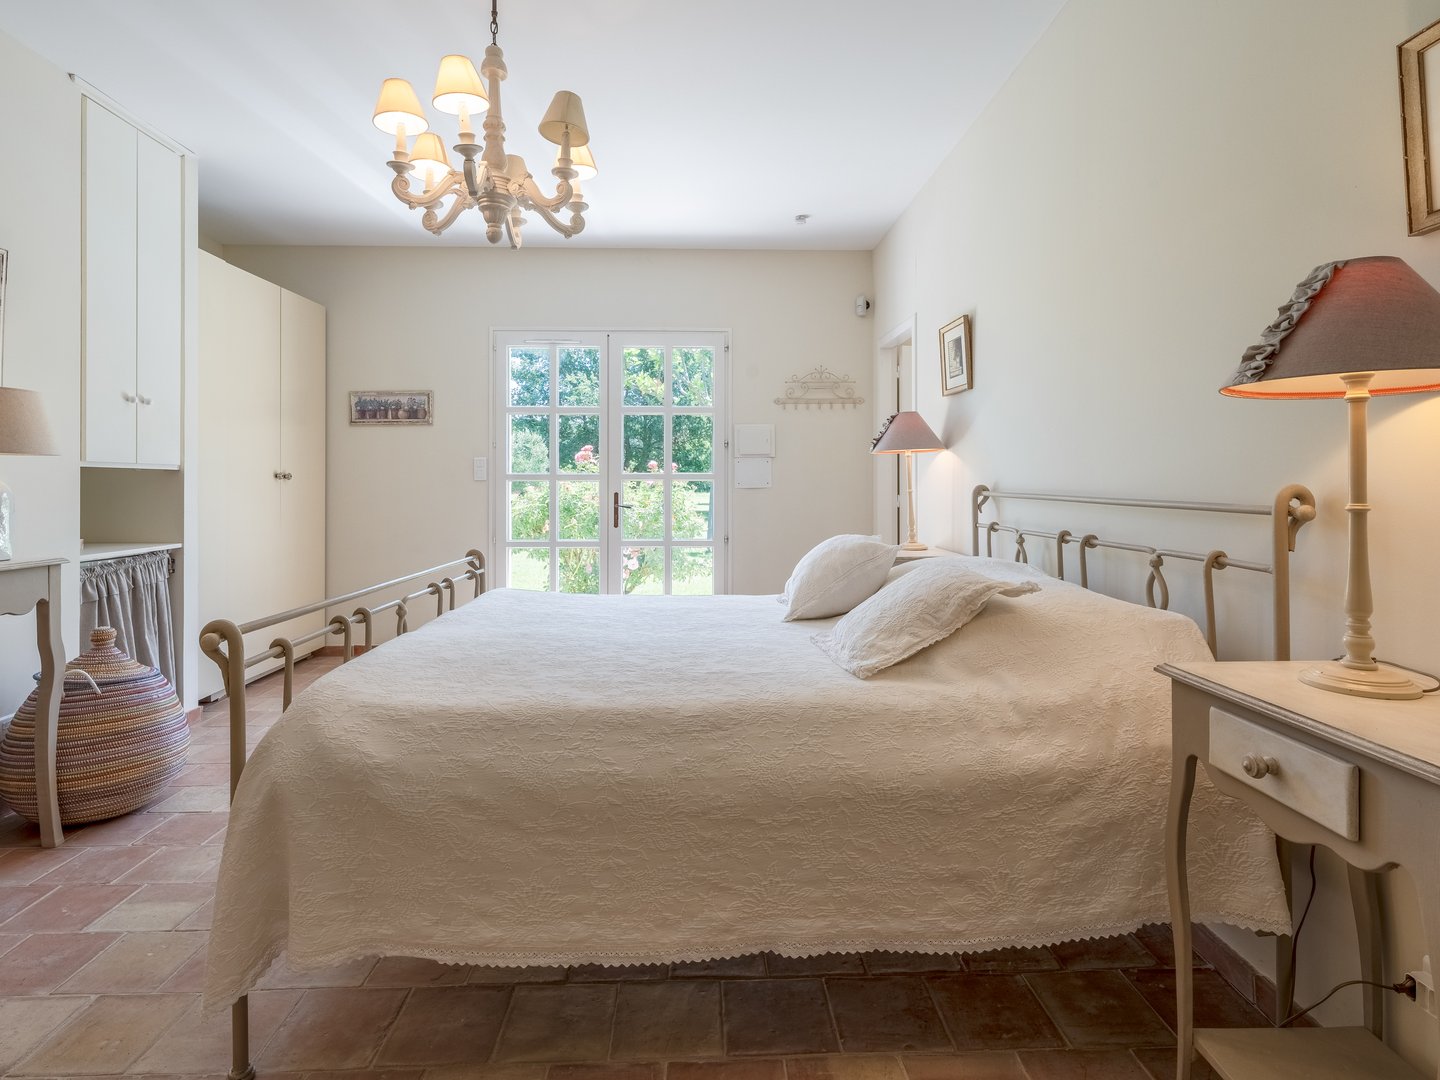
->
[197,549,485,1080]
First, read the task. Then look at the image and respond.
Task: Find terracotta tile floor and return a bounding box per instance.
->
[0,656,1261,1078]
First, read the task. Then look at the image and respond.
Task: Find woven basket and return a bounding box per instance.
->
[0,627,189,825]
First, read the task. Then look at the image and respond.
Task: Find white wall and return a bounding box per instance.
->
[220,246,874,602]
[0,31,82,716]
[872,0,1440,1064]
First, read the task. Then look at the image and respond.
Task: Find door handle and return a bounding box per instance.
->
[612,491,634,527]
[136,393,153,406]
[121,391,136,404]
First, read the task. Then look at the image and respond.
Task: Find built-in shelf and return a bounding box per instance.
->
[79,541,182,563]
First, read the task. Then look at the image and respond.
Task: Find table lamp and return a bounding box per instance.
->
[1222,256,1440,699]
[0,387,60,561]
[871,411,945,551]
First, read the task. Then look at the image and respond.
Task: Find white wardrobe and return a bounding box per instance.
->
[198,252,326,699]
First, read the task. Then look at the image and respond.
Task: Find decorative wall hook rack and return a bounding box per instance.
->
[775,366,864,409]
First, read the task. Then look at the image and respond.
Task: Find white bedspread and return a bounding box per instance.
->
[205,560,1289,1008]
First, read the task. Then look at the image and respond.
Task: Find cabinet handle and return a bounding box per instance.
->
[274,471,293,480]
[136,393,153,406]
[1242,754,1280,779]
[121,391,137,403]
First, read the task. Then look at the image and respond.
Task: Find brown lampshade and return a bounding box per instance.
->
[0,387,59,456]
[871,411,944,454]
[1221,256,1440,398]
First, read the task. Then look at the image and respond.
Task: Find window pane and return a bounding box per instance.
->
[672,347,714,407]
[509,414,550,474]
[622,546,665,595]
[670,415,712,473]
[673,481,713,540]
[672,548,714,595]
[621,479,664,540]
[558,414,600,473]
[557,548,600,594]
[558,482,599,540]
[623,414,664,474]
[509,481,550,541]
[508,548,551,590]
[558,347,601,407]
[509,348,550,407]
[623,347,664,406]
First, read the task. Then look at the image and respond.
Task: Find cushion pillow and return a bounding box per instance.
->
[780,534,897,620]
[813,558,1041,678]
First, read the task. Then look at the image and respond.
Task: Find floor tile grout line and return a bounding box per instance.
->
[918,973,959,1055]
[819,975,842,1055]
[1,991,99,1077]
[1019,971,1071,1051]
[488,981,521,1064]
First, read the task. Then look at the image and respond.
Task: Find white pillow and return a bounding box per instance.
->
[780,534,897,620]
[813,558,1041,678]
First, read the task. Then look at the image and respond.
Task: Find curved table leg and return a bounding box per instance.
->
[1167,748,1199,1080]
[34,573,64,849]
[1347,864,1385,1038]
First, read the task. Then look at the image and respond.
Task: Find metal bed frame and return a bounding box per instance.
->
[199,549,485,1080]
[972,483,1317,660]
[204,483,1319,1078]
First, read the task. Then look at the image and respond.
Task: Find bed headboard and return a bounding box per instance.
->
[971,484,1316,659]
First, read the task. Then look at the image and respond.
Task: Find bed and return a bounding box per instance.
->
[199,483,1316,1078]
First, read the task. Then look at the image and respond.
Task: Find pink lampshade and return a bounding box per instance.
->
[871,411,944,454]
[1222,256,1440,398]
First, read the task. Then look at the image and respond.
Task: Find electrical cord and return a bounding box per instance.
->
[1284,845,1318,1001]
[1280,976,1416,1028]
[1278,844,1416,1028]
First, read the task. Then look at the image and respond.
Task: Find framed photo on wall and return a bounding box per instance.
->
[349,390,433,425]
[939,313,972,396]
[1400,18,1440,235]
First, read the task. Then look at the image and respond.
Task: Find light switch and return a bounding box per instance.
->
[473,457,487,481]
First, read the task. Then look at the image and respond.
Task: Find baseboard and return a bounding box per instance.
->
[1193,923,1314,1026]
[316,645,374,658]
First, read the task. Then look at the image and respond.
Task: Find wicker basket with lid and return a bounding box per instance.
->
[0,627,189,825]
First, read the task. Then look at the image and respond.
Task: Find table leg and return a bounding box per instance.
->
[1274,837,1296,1023]
[33,580,64,849]
[1347,864,1385,1038]
[1167,747,1199,1080]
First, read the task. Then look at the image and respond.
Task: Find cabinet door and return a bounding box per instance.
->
[197,254,283,698]
[83,100,138,464]
[135,132,183,467]
[277,289,327,645]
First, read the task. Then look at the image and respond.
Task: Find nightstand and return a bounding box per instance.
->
[893,546,959,562]
[1161,660,1440,1080]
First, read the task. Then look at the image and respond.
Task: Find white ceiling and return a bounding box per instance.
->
[0,1,1066,250]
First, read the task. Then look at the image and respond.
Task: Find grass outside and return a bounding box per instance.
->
[507,548,714,595]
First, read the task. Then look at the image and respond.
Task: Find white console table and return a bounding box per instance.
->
[1163,660,1435,1080]
[0,558,66,847]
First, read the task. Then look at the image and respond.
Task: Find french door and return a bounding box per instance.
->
[494,330,727,594]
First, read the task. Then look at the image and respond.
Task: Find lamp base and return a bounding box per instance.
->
[900,541,928,552]
[1299,660,1439,701]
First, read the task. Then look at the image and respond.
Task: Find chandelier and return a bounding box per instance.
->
[370,0,593,246]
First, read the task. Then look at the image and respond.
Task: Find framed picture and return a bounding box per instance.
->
[349,390,433,425]
[939,313,972,396]
[0,248,7,370]
[1400,19,1440,236]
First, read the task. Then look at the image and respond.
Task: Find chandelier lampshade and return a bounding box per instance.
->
[565,144,598,182]
[371,0,593,246]
[372,78,429,136]
[408,133,452,190]
[432,54,487,115]
[539,91,590,146]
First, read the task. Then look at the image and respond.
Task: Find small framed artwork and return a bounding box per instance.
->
[1400,19,1440,236]
[349,390,433,425]
[0,248,8,369]
[939,313,973,396]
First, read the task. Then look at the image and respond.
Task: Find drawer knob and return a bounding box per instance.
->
[1242,754,1280,779]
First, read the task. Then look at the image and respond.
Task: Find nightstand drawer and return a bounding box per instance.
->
[1209,707,1359,840]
